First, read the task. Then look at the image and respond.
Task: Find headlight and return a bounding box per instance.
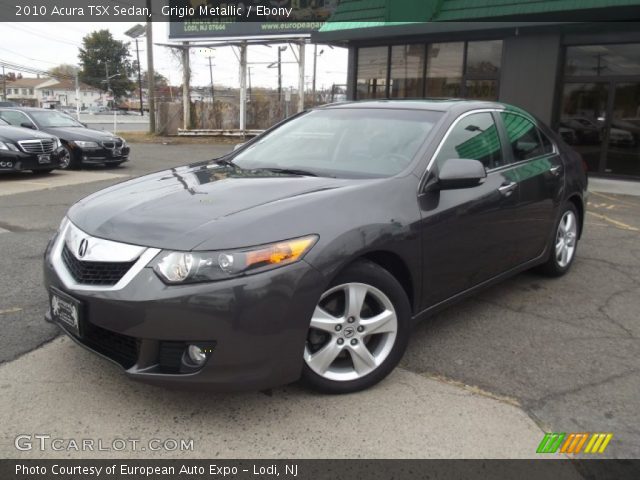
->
[117,137,127,146]
[73,140,99,148]
[0,141,19,152]
[53,137,61,148]
[152,235,318,284]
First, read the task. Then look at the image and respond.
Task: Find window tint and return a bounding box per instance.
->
[501,113,549,161]
[0,110,31,127]
[435,112,502,170]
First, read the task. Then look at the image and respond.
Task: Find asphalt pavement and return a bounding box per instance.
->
[0,143,638,462]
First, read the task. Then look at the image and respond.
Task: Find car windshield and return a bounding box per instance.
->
[30,110,82,128]
[232,108,443,178]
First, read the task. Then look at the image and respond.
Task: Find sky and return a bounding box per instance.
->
[0,22,348,92]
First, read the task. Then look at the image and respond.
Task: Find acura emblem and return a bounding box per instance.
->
[78,238,89,258]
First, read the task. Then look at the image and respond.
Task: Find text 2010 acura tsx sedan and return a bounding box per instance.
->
[43,100,587,393]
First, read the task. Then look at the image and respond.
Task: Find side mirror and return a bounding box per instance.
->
[20,122,36,129]
[233,142,245,151]
[437,158,487,190]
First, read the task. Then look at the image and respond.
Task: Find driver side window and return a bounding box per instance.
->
[435,112,503,170]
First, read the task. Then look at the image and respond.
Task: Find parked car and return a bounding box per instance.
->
[0,101,18,107]
[0,117,64,174]
[0,107,129,169]
[43,100,587,393]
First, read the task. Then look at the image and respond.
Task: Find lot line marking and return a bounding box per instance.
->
[591,191,638,208]
[586,211,640,232]
[0,307,22,315]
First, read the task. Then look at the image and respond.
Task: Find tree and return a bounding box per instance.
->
[78,30,134,98]
[48,64,79,79]
[141,70,168,88]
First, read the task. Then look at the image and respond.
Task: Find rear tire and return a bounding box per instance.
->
[301,260,411,394]
[538,203,579,277]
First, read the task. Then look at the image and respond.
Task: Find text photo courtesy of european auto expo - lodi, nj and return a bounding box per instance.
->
[1,1,640,480]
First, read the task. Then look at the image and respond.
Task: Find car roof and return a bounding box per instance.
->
[0,107,52,112]
[320,99,505,113]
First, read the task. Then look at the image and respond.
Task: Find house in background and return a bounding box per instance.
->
[5,77,103,109]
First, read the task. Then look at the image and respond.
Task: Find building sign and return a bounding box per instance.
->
[168,0,340,39]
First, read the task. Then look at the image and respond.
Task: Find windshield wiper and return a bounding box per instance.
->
[258,167,318,177]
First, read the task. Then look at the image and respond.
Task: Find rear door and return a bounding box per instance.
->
[497,112,564,264]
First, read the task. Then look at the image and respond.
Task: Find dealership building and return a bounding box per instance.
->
[314,0,640,179]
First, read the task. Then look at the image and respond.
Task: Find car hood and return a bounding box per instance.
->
[68,164,353,251]
[0,125,55,142]
[43,126,119,142]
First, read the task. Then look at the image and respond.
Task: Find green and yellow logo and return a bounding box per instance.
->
[537,433,613,454]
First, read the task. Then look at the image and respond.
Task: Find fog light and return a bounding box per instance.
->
[187,345,207,366]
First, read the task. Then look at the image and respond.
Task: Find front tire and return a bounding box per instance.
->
[301,260,411,394]
[539,203,579,277]
[59,145,78,170]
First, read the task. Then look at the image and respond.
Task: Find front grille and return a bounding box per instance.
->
[102,139,124,149]
[18,139,56,154]
[61,244,136,286]
[82,321,140,369]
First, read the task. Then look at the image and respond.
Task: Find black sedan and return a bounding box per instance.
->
[0,107,129,169]
[43,100,587,393]
[0,117,64,173]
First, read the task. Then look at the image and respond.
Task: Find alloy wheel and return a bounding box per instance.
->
[304,282,398,382]
[555,210,577,268]
[59,147,71,169]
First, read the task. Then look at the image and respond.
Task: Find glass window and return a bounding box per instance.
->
[426,42,463,97]
[356,47,388,99]
[466,40,503,76]
[0,110,31,126]
[390,44,425,98]
[29,110,82,128]
[465,80,499,101]
[501,112,547,161]
[565,44,640,77]
[435,112,502,170]
[233,108,443,179]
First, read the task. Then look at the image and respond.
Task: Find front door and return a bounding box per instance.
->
[419,111,521,308]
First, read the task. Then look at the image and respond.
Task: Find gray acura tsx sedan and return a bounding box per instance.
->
[44,100,587,393]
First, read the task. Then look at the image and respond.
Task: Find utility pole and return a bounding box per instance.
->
[146,0,156,133]
[208,56,214,103]
[135,38,143,116]
[181,42,191,130]
[239,42,247,135]
[312,44,317,104]
[75,72,80,119]
[248,67,252,103]
[277,46,285,102]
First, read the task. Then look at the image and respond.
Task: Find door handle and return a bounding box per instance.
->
[550,165,563,176]
[498,182,517,197]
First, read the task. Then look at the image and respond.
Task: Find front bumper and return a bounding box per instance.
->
[43,233,325,391]
[0,147,64,172]
[72,144,130,165]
